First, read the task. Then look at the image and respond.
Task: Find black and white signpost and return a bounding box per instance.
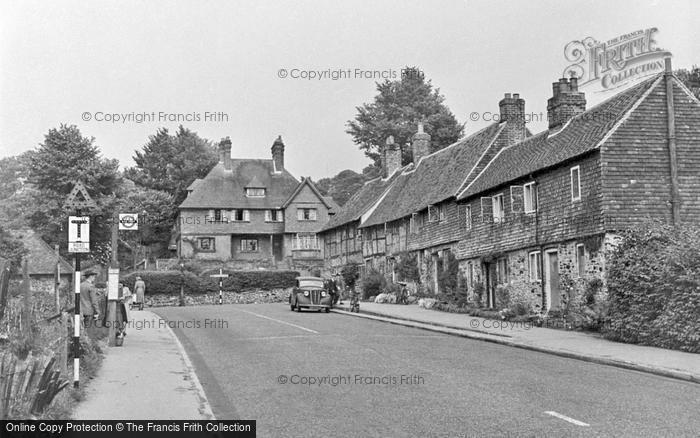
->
[64,181,96,389]
[210,269,229,305]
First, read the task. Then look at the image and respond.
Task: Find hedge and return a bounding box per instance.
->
[120,270,300,295]
[602,223,700,353]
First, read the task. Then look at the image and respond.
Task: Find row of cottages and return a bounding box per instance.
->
[176,136,338,271]
[321,60,700,312]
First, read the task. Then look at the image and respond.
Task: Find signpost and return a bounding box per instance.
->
[63,181,96,389]
[210,269,229,305]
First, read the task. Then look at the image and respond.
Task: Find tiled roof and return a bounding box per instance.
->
[320,170,404,232]
[458,75,662,199]
[282,177,333,209]
[360,122,505,227]
[179,160,300,209]
[9,229,73,276]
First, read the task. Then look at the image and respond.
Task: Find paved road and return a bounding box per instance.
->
[155,304,700,437]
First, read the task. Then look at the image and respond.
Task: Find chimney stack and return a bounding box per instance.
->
[219,137,232,170]
[271,135,285,172]
[382,136,401,177]
[498,93,527,146]
[411,123,431,164]
[547,77,586,129]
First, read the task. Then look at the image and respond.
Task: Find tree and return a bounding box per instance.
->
[675,66,700,100]
[118,185,175,250]
[26,124,122,263]
[125,126,218,205]
[0,225,27,274]
[346,67,464,167]
[315,169,367,206]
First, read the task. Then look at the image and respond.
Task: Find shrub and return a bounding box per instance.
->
[340,265,360,290]
[359,268,386,300]
[472,282,485,307]
[437,252,459,295]
[602,223,700,353]
[395,252,420,283]
[120,270,300,295]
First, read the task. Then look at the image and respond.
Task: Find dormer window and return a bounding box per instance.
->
[245,188,266,197]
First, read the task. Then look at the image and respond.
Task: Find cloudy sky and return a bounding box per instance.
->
[1,0,698,180]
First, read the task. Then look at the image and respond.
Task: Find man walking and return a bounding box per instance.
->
[80,269,101,332]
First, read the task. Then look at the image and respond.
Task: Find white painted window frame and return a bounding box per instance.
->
[570,166,581,202]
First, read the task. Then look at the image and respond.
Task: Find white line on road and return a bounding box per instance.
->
[234,309,319,334]
[544,411,590,427]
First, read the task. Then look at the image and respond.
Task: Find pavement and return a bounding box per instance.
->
[155,304,700,437]
[332,301,700,384]
[72,309,215,420]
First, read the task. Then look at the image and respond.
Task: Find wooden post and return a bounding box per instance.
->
[107,213,119,347]
[55,245,67,376]
[21,259,31,337]
[664,57,681,225]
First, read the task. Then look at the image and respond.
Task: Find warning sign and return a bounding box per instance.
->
[68,216,90,253]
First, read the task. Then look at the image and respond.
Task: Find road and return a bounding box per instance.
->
[155,304,700,437]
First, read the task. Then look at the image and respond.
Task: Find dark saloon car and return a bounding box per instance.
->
[289,276,332,312]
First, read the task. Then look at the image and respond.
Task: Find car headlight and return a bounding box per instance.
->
[321,291,327,297]
[303,291,309,297]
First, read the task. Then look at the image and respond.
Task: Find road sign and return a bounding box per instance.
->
[210,269,229,305]
[68,216,90,253]
[63,181,96,211]
[119,213,139,230]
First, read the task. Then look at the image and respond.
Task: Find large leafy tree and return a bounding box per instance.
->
[26,124,122,263]
[0,225,27,274]
[125,126,218,205]
[347,67,464,166]
[315,169,367,207]
[675,65,700,100]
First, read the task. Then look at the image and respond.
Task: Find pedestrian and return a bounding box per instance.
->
[80,269,101,331]
[118,282,130,337]
[134,276,146,310]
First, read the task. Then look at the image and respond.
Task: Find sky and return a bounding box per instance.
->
[1,0,698,180]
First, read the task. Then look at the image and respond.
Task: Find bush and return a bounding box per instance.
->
[359,268,386,300]
[340,265,360,290]
[120,270,300,295]
[395,252,420,283]
[602,223,700,353]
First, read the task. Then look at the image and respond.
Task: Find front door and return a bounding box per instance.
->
[483,262,497,308]
[545,250,561,310]
[273,235,283,261]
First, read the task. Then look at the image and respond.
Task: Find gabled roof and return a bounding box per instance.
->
[360,122,506,227]
[186,178,203,191]
[457,74,663,200]
[179,160,300,209]
[9,229,73,276]
[282,177,333,209]
[320,169,404,232]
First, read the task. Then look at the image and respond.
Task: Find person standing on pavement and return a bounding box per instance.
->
[80,270,101,329]
[134,276,146,310]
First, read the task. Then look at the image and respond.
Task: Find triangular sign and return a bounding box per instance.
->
[63,181,97,210]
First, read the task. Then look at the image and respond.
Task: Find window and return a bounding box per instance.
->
[214,209,222,222]
[496,257,508,284]
[294,233,319,250]
[265,210,283,222]
[297,208,317,221]
[465,205,472,230]
[240,238,258,252]
[428,205,439,223]
[245,188,266,197]
[529,251,542,281]
[576,244,586,277]
[197,237,215,252]
[231,209,250,222]
[571,166,581,201]
[439,204,446,221]
[493,194,505,223]
[410,213,418,233]
[524,182,537,213]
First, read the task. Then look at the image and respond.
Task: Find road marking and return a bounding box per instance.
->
[234,309,319,334]
[544,411,590,427]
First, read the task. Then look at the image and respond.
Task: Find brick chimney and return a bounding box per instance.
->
[499,93,527,146]
[547,77,586,129]
[271,135,284,171]
[382,136,401,177]
[219,137,232,170]
[411,123,431,164]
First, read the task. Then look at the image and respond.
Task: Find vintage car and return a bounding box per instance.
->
[289,276,332,312]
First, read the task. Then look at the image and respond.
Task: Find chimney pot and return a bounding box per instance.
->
[412,125,431,164]
[547,77,586,129]
[664,57,672,74]
[382,135,401,177]
[499,93,527,146]
[505,93,511,99]
[218,137,232,170]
